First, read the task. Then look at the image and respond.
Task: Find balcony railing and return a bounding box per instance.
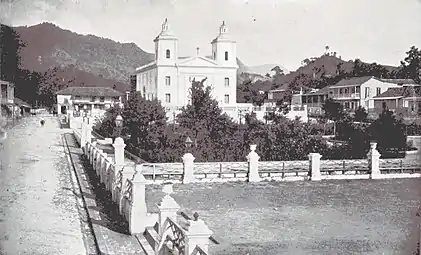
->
[331,93,361,99]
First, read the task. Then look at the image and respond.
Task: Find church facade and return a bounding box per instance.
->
[134,19,238,119]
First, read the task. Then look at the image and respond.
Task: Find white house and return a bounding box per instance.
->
[55,87,124,118]
[134,19,238,120]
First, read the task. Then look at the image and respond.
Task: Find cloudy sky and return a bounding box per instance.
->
[1,0,421,71]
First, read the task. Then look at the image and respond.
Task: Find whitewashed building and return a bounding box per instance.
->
[56,87,124,118]
[134,19,238,120]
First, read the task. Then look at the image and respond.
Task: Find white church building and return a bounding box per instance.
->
[134,19,244,120]
[134,19,308,123]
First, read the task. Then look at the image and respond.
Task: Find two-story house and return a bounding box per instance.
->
[299,77,405,115]
[371,81,421,118]
[55,87,124,117]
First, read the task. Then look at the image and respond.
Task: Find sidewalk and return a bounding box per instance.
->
[63,132,145,255]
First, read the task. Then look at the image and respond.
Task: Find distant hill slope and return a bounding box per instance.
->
[248,64,289,76]
[14,22,155,86]
[268,55,399,91]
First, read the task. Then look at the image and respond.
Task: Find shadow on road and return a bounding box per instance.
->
[79,154,130,235]
[65,133,130,235]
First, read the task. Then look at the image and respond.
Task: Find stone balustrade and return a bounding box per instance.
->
[72,119,421,186]
[72,119,214,253]
[135,142,421,184]
[142,183,213,255]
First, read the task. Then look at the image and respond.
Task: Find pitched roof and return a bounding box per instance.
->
[374,86,421,99]
[55,87,123,97]
[379,79,417,85]
[14,98,31,108]
[374,87,404,98]
[333,76,374,87]
[302,86,330,96]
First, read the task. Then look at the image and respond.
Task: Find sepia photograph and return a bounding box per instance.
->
[1,0,421,254]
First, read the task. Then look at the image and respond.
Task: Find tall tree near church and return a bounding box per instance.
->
[177,79,245,162]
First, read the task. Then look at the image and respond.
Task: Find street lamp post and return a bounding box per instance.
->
[185,136,193,153]
[115,114,123,138]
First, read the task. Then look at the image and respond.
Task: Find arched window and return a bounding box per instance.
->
[166,49,171,59]
[224,51,228,61]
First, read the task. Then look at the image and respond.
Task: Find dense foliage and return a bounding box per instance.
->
[94,78,413,163]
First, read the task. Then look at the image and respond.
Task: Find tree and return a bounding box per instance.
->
[38,67,75,107]
[368,109,407,156]
[322,98,345,137]
[177,79,245,162]
[354,106,368,122]
[0,24,25,83]
[94,92,168,162]
[123,92,168,162]
[352,59,390,78]
[93,104,123,138]
[271,66,285,76]
[398,46,421,84]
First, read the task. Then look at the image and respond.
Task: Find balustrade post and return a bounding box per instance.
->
[182,153,195,184]
[90,142,97,164]
[113,137,126,168]
[99,153,108,184]
[80,119,87,148]
[119,166,136,214]
[105,157,113,191]
[94,149,103,175]
[86,122,93,145]
[246,144,261,182]
[367,142,381,179]
[157,184,180,236]
[128,172,148,234]
[309,153,322,181]
[185,213,213,255]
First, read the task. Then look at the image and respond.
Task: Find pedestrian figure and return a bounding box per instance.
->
[40,119,45,127]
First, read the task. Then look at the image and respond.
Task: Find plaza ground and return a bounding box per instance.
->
[146,179,421,254]
[0,116,89,254]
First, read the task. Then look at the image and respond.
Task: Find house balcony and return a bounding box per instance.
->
[72,99,118,104]
[331,93,361,100]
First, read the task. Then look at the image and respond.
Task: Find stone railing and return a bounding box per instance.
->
[136,143,421,184]
[72,117,215,255]
[139,184,214,255]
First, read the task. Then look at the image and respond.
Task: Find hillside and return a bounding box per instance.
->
[14,22,155,85]
[248,64,289,76]
[261,54,400,91]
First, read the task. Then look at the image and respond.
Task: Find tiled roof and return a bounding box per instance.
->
[333,76,374,87]
[374,86,421,99]
[55,87,124,97]
[374,87,404,98]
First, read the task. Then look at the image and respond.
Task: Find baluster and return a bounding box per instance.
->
[153,164,156,181]
[400,160,403,173]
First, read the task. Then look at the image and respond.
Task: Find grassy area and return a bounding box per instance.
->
[145,179,421,254]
